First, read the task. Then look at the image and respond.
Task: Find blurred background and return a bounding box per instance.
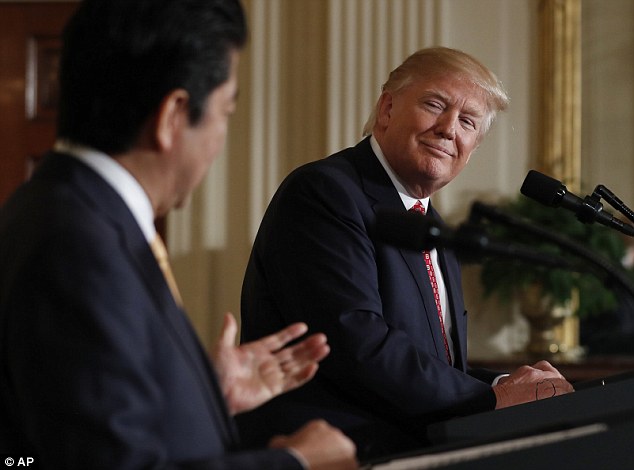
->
[1,0,632,372]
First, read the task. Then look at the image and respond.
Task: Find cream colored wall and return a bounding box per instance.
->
[169,0,538,354]
[581,0,634,201]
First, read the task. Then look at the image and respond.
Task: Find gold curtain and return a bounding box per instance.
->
[537,0,582,353]
[537,0,581,192]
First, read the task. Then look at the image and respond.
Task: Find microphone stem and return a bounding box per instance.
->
[594,185,634,225]
[471,202,634,301]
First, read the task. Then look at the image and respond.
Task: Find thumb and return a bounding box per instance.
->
[218,312,238,348]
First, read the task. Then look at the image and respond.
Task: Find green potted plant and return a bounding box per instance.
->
[478,196,632,356]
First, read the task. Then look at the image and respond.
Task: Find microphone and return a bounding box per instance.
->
[375,209,575,269]
[520,170,634,236]
[469,200,634,301]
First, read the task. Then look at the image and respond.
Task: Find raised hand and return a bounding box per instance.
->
[211,313,330,415]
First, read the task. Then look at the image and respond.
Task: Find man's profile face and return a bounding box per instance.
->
[172,51,240,209]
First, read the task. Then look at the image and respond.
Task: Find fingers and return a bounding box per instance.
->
[273,420,358,470]
[530,360,564,377]
[295,363,319,383]
[217,312,238,349]
[531,360,555,370]
[258,322,309,351]
[281,363,320,391]
[288,333,330,361]
[278,333,329,362]
[259,336,325,373]
[535,378,575,400]
[506,361,566,384]
[494,377,575,409]
[258,356,319,396]
[263,336,328,394]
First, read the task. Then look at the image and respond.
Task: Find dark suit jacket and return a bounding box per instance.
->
[0,153,300,470]
[240,137,498,459]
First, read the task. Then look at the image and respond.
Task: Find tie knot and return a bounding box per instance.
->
[410,200,425,214]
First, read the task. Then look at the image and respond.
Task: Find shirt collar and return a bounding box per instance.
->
[369,135,429,211]
[53,139,156,242]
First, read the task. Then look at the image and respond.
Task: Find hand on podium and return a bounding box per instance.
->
[493,360,575,409]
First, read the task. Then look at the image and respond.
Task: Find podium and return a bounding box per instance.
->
[363,372,634,469]
[428,371,634,445]
[366,421,634,469]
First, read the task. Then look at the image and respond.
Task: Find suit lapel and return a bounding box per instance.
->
[120,217,241,448]
[351,140,455,363]
[109,187,241,448]
[38,153,240,446]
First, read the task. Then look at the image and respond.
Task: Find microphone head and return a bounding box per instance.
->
[520,170,565,206]
[375,209,442,251]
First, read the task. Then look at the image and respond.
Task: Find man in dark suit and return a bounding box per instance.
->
[0,0,357,468]
[239,47,574,459]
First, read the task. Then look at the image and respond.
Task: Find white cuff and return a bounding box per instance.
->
[492,373,509,386]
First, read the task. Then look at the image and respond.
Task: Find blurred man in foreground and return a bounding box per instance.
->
[0,1,357,468]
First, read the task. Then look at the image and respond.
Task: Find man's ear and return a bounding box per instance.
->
[376,91,393,128]
[155,89,190,151]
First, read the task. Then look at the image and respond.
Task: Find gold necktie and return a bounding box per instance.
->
[150,235,183,306]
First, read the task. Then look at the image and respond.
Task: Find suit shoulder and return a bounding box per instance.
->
[280,144,367,191]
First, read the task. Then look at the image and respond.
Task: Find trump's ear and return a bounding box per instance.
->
[376,91,393,129]
[155,89,190,151]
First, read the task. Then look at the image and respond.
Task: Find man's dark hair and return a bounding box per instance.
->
[57,0,247,154]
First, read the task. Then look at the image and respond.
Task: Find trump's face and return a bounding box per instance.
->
[374,73,487,198]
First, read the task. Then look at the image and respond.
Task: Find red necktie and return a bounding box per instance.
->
[410,201,452,365]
